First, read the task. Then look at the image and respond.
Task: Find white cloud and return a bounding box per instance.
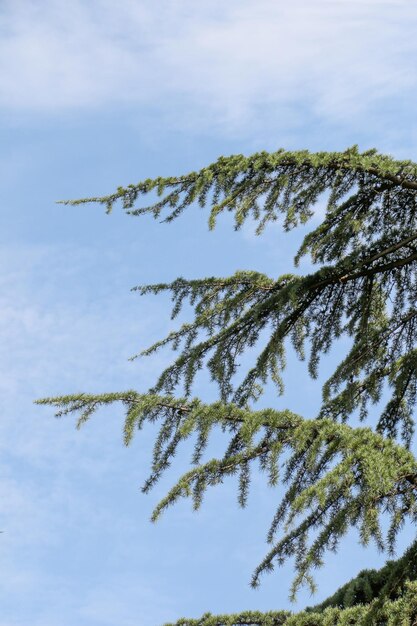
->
[1,0,416,131]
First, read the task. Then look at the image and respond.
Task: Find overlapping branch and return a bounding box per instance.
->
[44,147,417,620]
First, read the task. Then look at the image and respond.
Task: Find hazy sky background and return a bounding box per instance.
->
[1,1,417,625]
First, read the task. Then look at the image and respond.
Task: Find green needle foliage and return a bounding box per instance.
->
[40,147,417,624]
[306,540,417,613]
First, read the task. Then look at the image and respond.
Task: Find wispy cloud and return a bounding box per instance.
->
[1,0,416,133]
[0,241,180,624]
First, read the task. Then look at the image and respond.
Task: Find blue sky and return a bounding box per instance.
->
[1,1,417,624]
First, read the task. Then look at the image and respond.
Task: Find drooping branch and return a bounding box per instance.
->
[36,391,417,597]
[59,147,417,219]
[131,253,417,441]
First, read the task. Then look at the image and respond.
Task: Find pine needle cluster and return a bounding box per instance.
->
[39,147,417,624]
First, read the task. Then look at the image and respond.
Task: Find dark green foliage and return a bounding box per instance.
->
[161,581,417,626]
[41,147,417,624]
[307,540,417,612]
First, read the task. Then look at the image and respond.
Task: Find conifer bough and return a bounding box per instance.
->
[39,147,417,624]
